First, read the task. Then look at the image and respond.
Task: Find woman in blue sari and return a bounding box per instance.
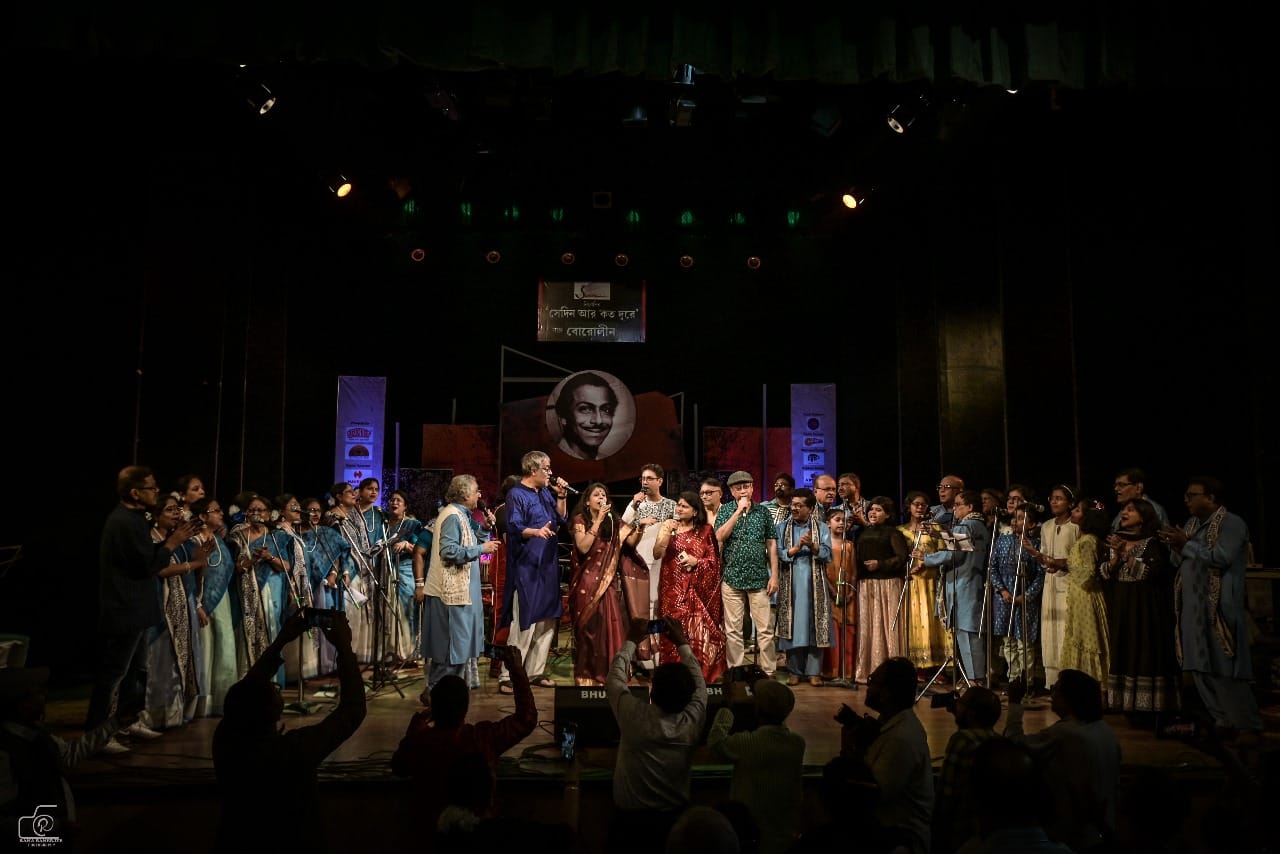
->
[385,489,426,663]
[301,496,354,675]
[188,497,237,716]
[227,494,284,684]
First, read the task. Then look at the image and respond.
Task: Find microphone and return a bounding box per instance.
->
[1016,499,1046,514]
[477,499,488,513]
[555,477,580,495]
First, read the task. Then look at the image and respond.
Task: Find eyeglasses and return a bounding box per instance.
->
[640,475,659,481]
[910,501,929,508]
[815,486,836,492]
[207,507,224,514]
[698,490,719,496]
[1113,481,1133,489]
[937,483,956,490]
[306,508,322,515]
[287,506,302,513]
[539,466,553,473]
[139,485,160,492]
[1184,491,1206,499]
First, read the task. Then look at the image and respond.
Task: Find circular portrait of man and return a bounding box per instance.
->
[545,370,636,461]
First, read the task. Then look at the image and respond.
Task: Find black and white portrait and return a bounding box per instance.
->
[545,370,635,460]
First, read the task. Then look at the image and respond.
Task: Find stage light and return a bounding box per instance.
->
[678,254,695,269]
[678,210,695,227]
[459,202,473,224]
[746,256,762,270]
[625,209,642,227]
[887,94,930,133]
[485,249,502,264]
[549,207,565,223]
[786,210,802,228]
[245,82,277,116]
[503,205,520,222]
[409,247,426,263]
[614,253,630,268]
[728,211,747,226]
[622,105,648,126]
[560,251,576,265]
[841,187,870,210]
[326,173,352,198]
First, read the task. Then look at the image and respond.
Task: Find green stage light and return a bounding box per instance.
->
[786,210,801,227]
[626,209,641,226]
[729,211,746,226]
[459,202,473,224]
[679,209,695,227]
[503,205,520,222]
[550,207,565,223]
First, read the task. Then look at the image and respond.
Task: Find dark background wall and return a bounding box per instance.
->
[1,18,1275,678]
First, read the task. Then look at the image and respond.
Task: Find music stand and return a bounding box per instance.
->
[917,527,976,701]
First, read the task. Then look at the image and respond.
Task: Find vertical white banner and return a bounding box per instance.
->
[791,383,836,488]
[335,376,387,490]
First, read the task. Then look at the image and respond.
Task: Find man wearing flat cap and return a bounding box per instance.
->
[715,471,780,679]
[707,674,805,854]
[1,666,143,845]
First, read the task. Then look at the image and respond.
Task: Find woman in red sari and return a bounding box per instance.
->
[568,483,641,685]
[652,490,727,682]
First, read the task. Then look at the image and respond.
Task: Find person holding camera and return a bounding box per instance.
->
[933,686,1002,854]
[707,672,805,854]
[2,666,146,847]
[605,615,708,853]
[212,608,366,851]
[391,644,537,830]
[839,656,935,854]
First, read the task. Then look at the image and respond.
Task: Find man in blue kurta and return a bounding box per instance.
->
[1163,475,1263,742]
[919,489,990,684]
[498,450,569,690]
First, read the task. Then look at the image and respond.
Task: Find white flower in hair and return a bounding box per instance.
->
[181,508,193,522]
[228,504,241,517]
[270,509,280,522]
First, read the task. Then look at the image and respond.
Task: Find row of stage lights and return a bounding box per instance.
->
[405,247,765,270]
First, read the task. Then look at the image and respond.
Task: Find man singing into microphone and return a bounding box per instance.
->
[497,451,569,692]
[622,464,677,672]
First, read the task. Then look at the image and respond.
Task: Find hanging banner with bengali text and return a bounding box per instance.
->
[537,280,646,342]
[335,376,386,490]
[791,383,836,488]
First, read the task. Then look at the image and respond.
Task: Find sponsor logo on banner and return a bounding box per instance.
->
[344,468,368,486]
[803,451,825,468]
[803,436,825,448]
[805,416,822,431]
[345,443,371,459]
[346,425,373,441]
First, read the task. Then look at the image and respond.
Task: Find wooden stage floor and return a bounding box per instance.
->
[45,652,1275,854]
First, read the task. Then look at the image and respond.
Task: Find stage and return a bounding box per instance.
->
[46,652,1271,854]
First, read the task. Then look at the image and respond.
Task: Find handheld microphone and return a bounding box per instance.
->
[1016,499,1046,514]
[555,477,580,495]
[477,499,488,513]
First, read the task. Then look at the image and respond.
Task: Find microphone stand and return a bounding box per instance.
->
[979,514,1001,689]
[363,533,406,699]
[917,520,973,701]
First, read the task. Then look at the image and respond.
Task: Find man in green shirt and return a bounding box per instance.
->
[715,471,780,677]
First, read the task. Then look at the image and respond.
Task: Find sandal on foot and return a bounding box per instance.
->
[530,676,557,688]
[497,680,514,695]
